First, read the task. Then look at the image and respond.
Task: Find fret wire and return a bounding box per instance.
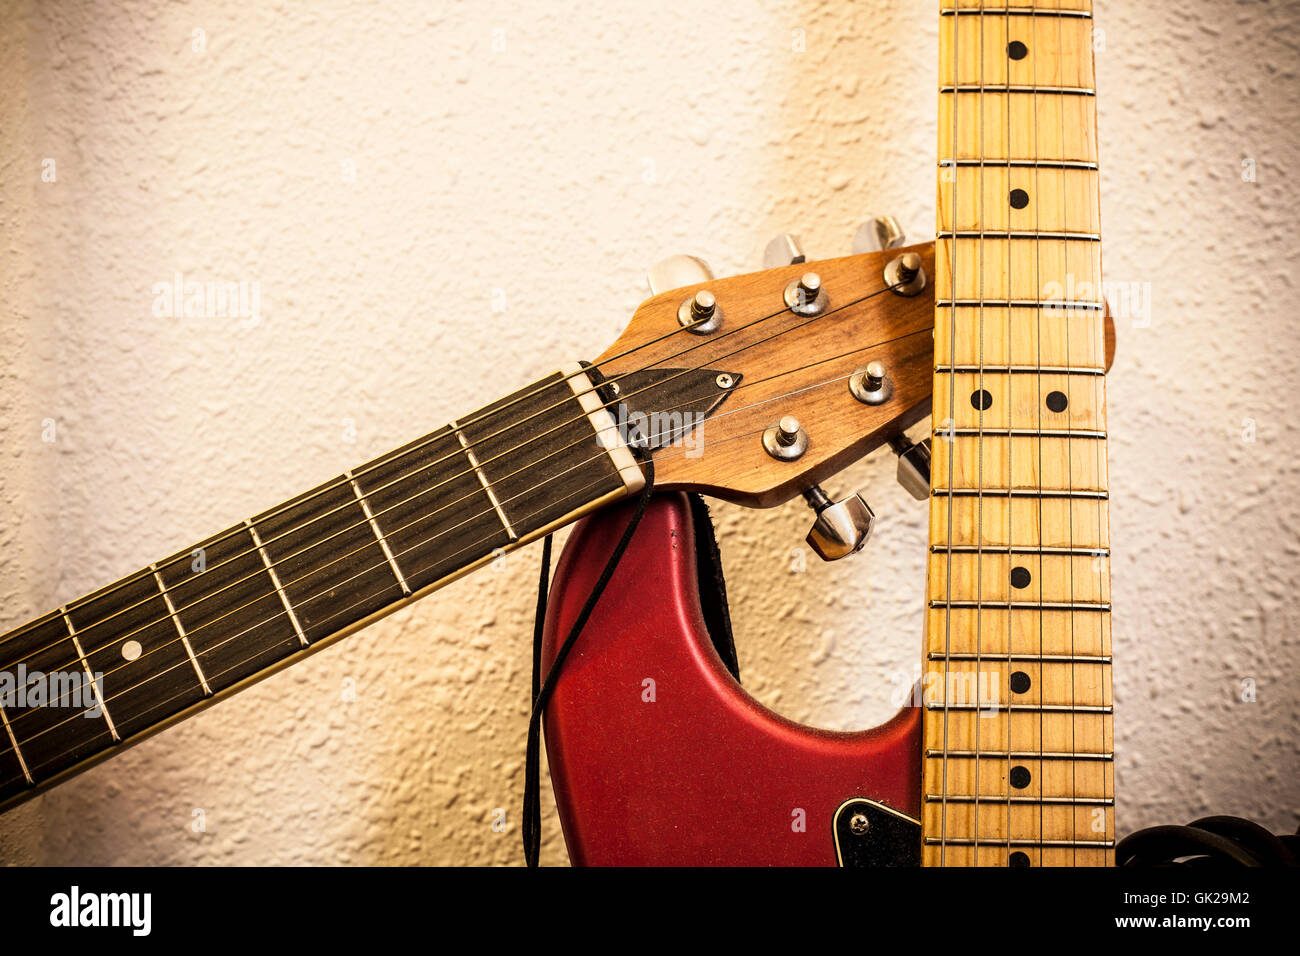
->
[930,653,1111,663]
[941,85,1095,96]
[346,472,412,596]
[150,563,212,696]
[60,609,119,742]
[450,421,519,540]
[927,751,1112,760]
[927,795,1113,805]
[940,159,1098,170]
[245,521,309,648]
[0,705,32,784]
[926,839,1115,848]
[940,8,1092,17]
[930,600,1109,611]
[939,230,1100,240]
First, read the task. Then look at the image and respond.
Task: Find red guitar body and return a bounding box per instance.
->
[540,492,922,866]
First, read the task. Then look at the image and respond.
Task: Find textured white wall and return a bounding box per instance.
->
[1,0,1296,865]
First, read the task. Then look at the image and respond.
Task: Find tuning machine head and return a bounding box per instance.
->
[803,485,875,562]
[852,215,906,254]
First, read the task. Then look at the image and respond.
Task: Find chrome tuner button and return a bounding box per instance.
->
[803,485,875,561]
[678,289,722,334]
[763,233,807,269]
[784,272,828,316]
[884,252,926,297]
[852,215,906,254]
[890,434,932,501]
[646,254,714,296]
[762,415,809,461]
[849,360,892,405]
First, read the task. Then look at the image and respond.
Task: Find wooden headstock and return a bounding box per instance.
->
[598,243,936,508]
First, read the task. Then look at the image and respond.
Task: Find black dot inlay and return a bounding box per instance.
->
[1009,766,1032,790]
[1009,188,1030,209]
[1009,851,1032,867]
[1008,40,1028,61]
[1046,390,1069,413]
[1010,670,1032,694]
[1010,566,1032,590]
[971,389,993,411]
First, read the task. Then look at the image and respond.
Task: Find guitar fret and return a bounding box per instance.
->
[940,8,1092,17]
[346,472,412,596]
[926,838,1115,848]
[451,421,518,541]
[930,653,1111,663]
[930,601,1110,612]
[61,609,119,742]
[931,546,1108,556]
[150,564,211,696]
[936,364,1104,375]
[925,703,1112,714]
[932,488,1108,500]
[944,428,1107,439]
[940,159,1098,170]
[0,706,31,785]
[245,520,309,648]
[936,300,1103,311]
[927,750,1112,761]
[927,794,1113,806]
[941,85,1095,97]
[938,230,1100,241]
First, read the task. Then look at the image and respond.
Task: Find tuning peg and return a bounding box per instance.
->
[803,485,875,561]
[890,434,931,501]
[646,255,714,296]
[852,215,906,255]
[762,234,807,269]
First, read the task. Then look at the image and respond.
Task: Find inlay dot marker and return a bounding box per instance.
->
[1010,566,1032,589]
[1009,851,1031,867]
[1010,670,1032,694]
[1009,188,1029,209]
[1009,766,1032,790]
[1008,40,1028,61]
[1046,390,1069,412]
[971,389,993,411]
[121,640,143,662]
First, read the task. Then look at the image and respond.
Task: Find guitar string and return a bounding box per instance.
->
[1055,0,1080,866]
[1003,0,1016,866]
[0,263,864,652]
[974,0,987,866]
[1030,0,1047,867]
[0,342,932,786]
[0,271,916,675]
[0,322,932,744]
[939,0,962,867]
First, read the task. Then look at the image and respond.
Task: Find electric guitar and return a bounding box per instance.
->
[0,0,1113,868]
[540,0,1115,866]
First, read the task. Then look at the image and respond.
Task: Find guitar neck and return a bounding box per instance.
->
[0,364,642,810]
[923,0,1114,865]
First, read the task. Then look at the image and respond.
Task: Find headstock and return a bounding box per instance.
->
[599,226,935,513]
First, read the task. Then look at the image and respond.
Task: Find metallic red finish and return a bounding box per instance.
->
[541,492,922,866]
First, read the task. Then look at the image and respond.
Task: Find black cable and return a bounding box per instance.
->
[521,454,656,867]
[1117,816,1299,868]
